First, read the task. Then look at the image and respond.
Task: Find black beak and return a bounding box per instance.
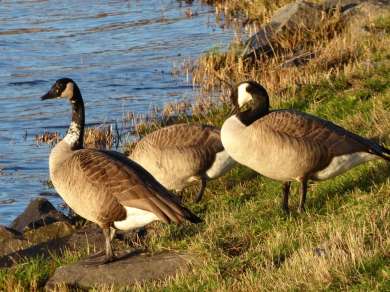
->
[40,89,56,100]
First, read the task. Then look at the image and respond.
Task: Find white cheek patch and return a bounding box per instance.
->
[237,83,252,108]
[61,82,74,99]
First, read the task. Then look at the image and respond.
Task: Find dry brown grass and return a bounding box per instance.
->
[35,125,116,150]
[202,0,294,25]
[34,131,61,145]
[192,4,389,105]
[84,125,115,150]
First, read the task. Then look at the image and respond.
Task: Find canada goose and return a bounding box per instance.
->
[221,81,390,213]
[129,124,236,202]
[40,78,201,264]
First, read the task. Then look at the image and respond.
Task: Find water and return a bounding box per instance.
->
[0,0,234,225]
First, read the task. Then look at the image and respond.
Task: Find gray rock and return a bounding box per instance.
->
[0,222,75,263]
[45,251,195,290]
[23,221,74,244]
[0,226,28,258]
[242,1,324,59]
[241,0,379,59]
[322,0,361,12]
[0,225,22,241]
[10,197,69,232]
[0,223,128,267]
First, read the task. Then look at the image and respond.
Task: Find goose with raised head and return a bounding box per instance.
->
[221,80,390,213]
[129,123,236,202]
[40,78,201,264]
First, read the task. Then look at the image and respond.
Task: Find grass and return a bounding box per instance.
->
[1,3,389,291]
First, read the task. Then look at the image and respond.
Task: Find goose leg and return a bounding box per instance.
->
[194,175,207,203]
[82,227,116,265]
[109,227,116,241]
[282,182,291,213]
[298,178,308,213]
[103,227,115,263]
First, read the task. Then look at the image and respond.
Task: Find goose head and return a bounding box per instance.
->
[40,78,81,102]
[230,81,270,125]
[40,78,85,150]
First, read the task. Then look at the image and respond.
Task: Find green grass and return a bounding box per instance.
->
[1,7,389,292]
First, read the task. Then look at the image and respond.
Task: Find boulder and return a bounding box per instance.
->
[0,225,28,258]
[45,251,196,290]
[242,1,324,59]
[0,225,22,241]
[10,197,69,232]
[241,0,375,59]
[24,221,74,244]
[322,0,362,13]
[0,223,126,268]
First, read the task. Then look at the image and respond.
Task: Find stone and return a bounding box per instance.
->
[242,1,325,59]
[24,221,75,244]
[241,0,384,59]
[323,0,359,12]
[0,222,75,263]
[10,197,70,232]
[45,251,195,290]
[0,225,22,241]
[0,226,28,258]
[0,223,127,268]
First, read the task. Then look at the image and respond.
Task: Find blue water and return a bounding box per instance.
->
[0,0,234,225]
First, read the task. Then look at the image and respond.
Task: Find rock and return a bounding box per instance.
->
[0,222,75,263]
[10,197,70,232]
[0,225,22,241]
[24,221,75,244]
[45,251,196,290]
[241,0,384,59]
[242,1,324,59]
[0,226,28,258]
[0,223,127,268]
[322,0,361,13]
[0,236,69,267]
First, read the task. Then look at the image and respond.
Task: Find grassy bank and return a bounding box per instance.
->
[1,3,389,291]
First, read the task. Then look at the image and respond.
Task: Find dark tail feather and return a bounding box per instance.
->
[377,144,390,161]
[381,144,390,155]
[182,207,202,224]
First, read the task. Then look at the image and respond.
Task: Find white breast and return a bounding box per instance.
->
[221,116,246,156]
[206,150,236,179]
[314,152,377,180]
[113,207,159,231]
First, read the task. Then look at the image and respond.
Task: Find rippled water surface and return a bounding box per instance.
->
[0,0,234,225]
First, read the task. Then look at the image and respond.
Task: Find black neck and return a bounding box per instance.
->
[237,97,269,126]
[67,86,84,150]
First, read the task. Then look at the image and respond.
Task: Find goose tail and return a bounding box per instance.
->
[182,207,203,224]
[374,144,390,161]
[381,145,390,161]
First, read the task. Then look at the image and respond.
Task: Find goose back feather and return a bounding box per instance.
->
[130,123,235,191]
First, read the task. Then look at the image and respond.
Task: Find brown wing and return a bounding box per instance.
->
[255,110,377,157]
[138,123,223,150]
[132,123,224,174]
[74,149,201,225]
